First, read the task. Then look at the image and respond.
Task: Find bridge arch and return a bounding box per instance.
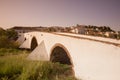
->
[50,43,73,66]
[50,43,75,76]
[30,36,38,50]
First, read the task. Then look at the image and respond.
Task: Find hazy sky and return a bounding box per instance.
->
[0,0,120,30]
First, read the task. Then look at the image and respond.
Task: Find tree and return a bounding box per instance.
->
[118,31,120,39]
[0,35,10,48]
[6,29,18,40]
[0,27,6,36]
[65,27,71,32]
[0,27,19,48]
[106,27,111,31]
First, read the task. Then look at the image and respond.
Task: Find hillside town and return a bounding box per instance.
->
[11,24,120,39]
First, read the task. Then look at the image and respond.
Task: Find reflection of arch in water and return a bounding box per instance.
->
[31,37,38,50]
[50,43,73,66]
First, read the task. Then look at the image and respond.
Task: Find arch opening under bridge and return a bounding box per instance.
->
[50,44,73,65]
[50,43,74,76]
[31,37,38,50]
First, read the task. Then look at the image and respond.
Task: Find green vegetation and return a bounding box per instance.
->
[0,27,18,48]
[0,48,29,56]
[0,51,76,80]
[118,31,120,39]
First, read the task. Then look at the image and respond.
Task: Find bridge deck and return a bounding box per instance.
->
[53,32,120,47]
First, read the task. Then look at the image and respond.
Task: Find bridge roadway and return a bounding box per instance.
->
[18,32,120,80]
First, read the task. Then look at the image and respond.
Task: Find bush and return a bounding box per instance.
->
[0,28,6,36]
[0,27,19,49]
[6,29,18,40]
[0,35,19,48]
[0,36,10,48]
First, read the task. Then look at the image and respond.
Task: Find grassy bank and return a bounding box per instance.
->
[0,49,76,80]
[0,48,29,56]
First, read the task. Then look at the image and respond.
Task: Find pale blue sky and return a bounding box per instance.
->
[0,0,120,31]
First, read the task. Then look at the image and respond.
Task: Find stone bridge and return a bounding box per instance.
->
[17,32,120,80]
